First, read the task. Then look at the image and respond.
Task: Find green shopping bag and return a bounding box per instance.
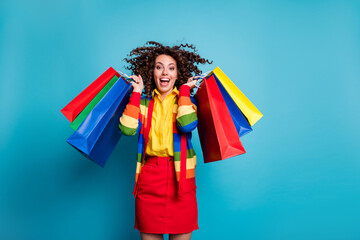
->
[69,75,119,131]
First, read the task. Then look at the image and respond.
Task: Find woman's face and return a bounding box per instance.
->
[153,54,178,98]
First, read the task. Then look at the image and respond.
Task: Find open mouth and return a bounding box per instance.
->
[159,78,170,87]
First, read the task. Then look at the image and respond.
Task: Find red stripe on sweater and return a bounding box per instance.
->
[142,99,154,166]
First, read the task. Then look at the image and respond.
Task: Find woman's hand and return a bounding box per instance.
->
[129,75,144,93]
[183,76,200,89]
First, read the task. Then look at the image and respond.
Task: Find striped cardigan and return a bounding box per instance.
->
[119,85,198,197]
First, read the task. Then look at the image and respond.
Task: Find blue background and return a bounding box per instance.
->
[1,0,359,239]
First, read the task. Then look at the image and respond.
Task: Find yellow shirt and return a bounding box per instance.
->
[145,87,179,157]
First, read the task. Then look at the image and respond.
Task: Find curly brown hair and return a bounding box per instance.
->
[124,41,213,97]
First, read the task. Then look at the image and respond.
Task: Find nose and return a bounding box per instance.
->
[162,68,168,75]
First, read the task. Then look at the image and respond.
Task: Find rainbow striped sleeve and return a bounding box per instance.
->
[119,92,141,136]
[176,85,198,133]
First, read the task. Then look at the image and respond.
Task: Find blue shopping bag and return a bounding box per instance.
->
[67,76,132,167]
[212,74,252,137]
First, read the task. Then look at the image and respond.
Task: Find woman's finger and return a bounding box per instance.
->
[129,75,139,82]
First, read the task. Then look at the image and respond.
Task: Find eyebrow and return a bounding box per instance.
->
[155,62,176,66]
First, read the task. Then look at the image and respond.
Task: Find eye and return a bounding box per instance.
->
[170,67,175,70]
[156,66,161,70]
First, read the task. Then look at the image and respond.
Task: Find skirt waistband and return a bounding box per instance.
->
[146,156,174,165]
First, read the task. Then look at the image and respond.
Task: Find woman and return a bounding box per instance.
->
[119,41,212,240]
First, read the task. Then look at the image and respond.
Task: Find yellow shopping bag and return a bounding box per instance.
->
[209,66,263,126]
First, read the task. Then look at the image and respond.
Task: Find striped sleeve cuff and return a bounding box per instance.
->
[129,92,141,106]
[179,85,190,97]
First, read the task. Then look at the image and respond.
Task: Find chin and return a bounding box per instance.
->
[156,82,175,93]
[161,86,173,92]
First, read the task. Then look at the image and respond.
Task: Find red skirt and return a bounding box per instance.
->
[135,156,199,234]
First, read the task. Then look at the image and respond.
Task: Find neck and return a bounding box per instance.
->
[159,89,173,100]
[160,93,168,100]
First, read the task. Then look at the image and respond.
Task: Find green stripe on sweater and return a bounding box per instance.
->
[174,152,181,161]
[137,153,142,163]
[118,123,137,136]
[140,98,150,107]
[187,148,196,158]
[177,112,197,127]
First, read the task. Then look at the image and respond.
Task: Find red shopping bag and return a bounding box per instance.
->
[61,67,120,122]
[195,74,246,163]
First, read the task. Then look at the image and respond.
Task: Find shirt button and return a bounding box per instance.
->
[169,158,172,161]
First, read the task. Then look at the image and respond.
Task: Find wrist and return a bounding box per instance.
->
[133,88,143,93]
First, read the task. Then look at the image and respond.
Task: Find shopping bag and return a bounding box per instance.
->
[66,76,132,167]
[195,74,246,163]
[211,66,262,126]
[212,73,252,137]
[61,67,120,122]
[69,74,119,131]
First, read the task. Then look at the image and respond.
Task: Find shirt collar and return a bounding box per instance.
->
[152,87,179,99]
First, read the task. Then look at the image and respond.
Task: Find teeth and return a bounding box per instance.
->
[160,79,170,82]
